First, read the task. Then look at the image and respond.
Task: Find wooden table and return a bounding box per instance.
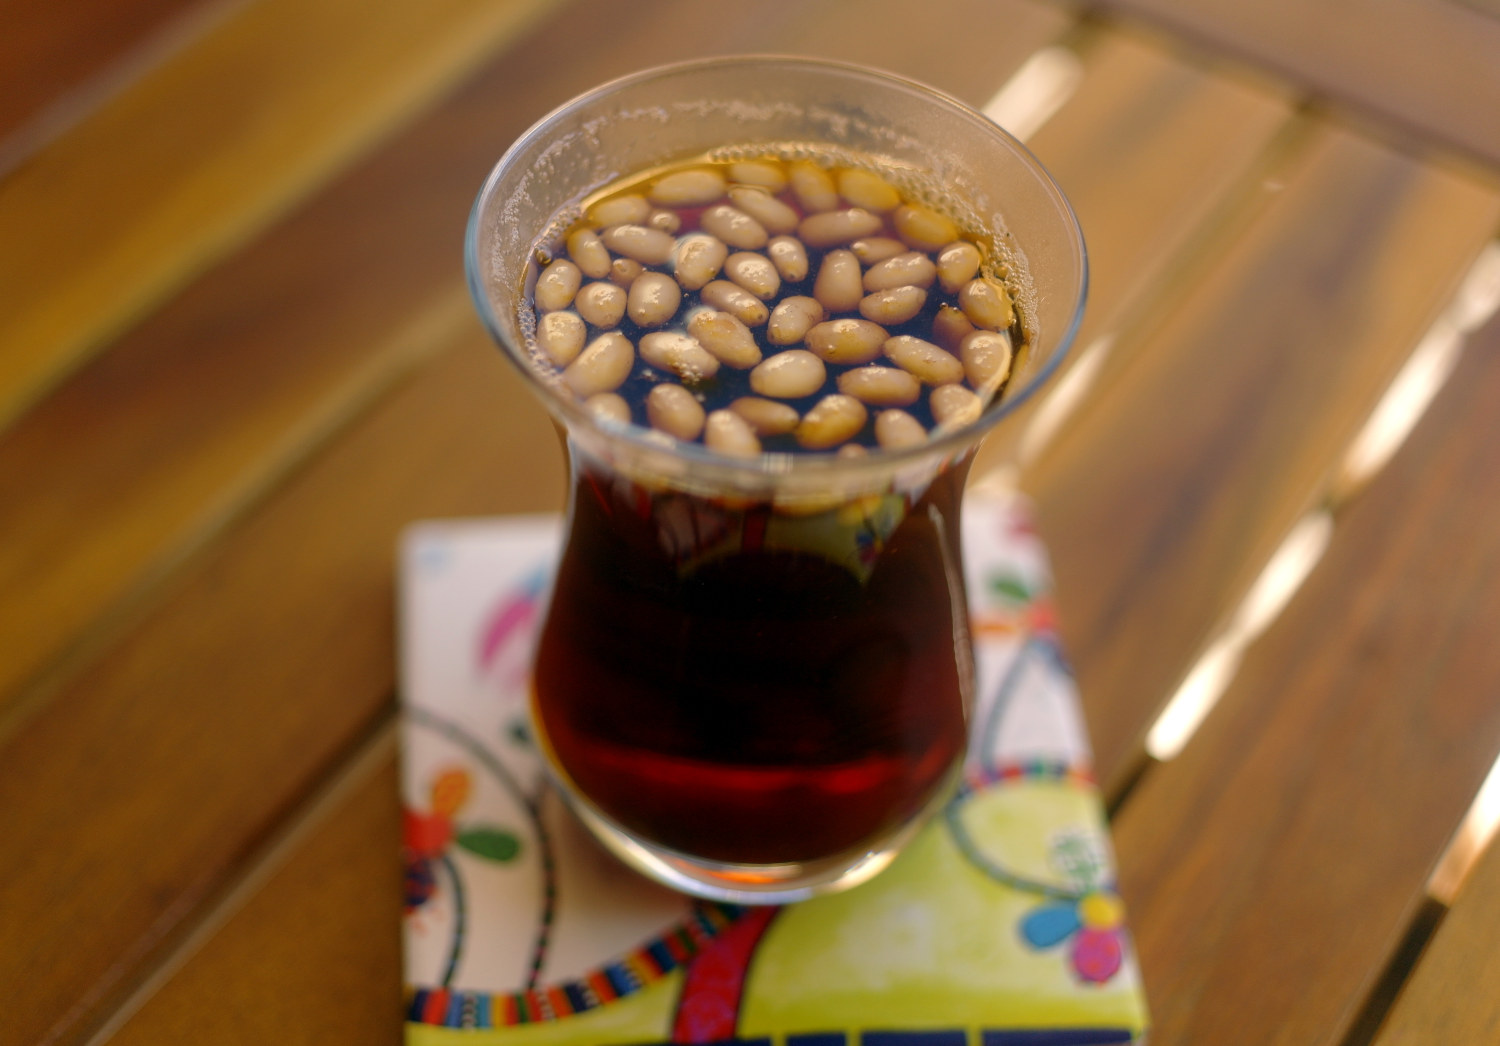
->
[4,1,1499,1042]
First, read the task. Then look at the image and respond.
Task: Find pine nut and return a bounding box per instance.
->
[647,383,706,441]
[750,350,826,399]
[535,310,586,366]
[960,330,1013,394]
[931,303,976,353]
[767,236,809,282]
[566,228,612,279]
[563,331,634,397]
[610,257,643,287]
[813,249,864,312]
[767,296,826,346]
[674,234,728,291]
[535,258,582,311]
[700,280,769,326]
[797,208,883,249]
[837,365,921,406]
[893,203,959,251]
[639,331,721,383]
[875,409,928,449]
[789,162,839,213]
[627,272,681,327]
[851,237,907,265]
[930,383,982,428]
[936,241,981,294]
[688,309,762,368]
[584,392,630,426]
[863,251,937,292]
[796,394,868,449]
[602,224,675,266]
[704,409,762,458]
[858,285,927,325]
[959,277,1015,330]
[727,187,800,235]
[588,194,651,226]
[724,252,781,300]
[805,318,889,365]
[648,168,726,207]
[838,169,902,212]
[700,204,768,250]
[647,208,682,234]
[884,335,965,385]
[729,396,800,436]
[837,443,869,460]
[729,160,787,191]
[575,282,627,328]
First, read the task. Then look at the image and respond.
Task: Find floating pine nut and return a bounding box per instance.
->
[727,187,799,235]
[723,252,781,300]
[688,309,762,368]
[796,394,868,449]
[575,282,627,328]
[588,193,651,226]
[805,318,889,365]
[750,350,826,399]
[699,281,769,326]
[647,383,706,441]
[838,169,902,212]
[535,258,581,311]
[601,224,676,266]
[960,330,1013,394]
[863,251,937,292]
[858,285,927,325]
[647,208,681,234]
[729,396,800,436]
[958,276,1015,330]
[610,257,643,287]
[648,168,726,207]
[563,331,634,397]
[627,272,681,327]
[813,249,864,312]
[893,203,959,251]
[851,237,907,265]
[837,443,869,460]
[789,162,839,213]
[535,310,586,366]
[931,303,976,353]
[704,409,762,458]
[930,383,982,428]
[566,228,612,279]
[837,365,921,406]
[728,160,787,191]
[767,236,809,282]
[767,296,826,346]
[884,335,965,385]
[936,241,982,294]
[639,331,720,383]
[674,234,728,291]
[699,204,768,250]
[797,208,883,249]
[584,392,630,426]
[875,409,928,449]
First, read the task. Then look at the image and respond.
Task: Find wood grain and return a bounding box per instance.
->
[0,0,561,435]
[1113,311,1500,1044]
[1374,837,1500,1043]
[1090,0,1500,167]
[1025,124,1500,793]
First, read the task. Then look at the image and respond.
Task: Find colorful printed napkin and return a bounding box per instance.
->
[398,490,1148,1044]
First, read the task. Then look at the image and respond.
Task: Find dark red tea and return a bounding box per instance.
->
[531,455,973,866]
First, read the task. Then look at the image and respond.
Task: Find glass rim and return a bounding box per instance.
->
[465,53,1088,484]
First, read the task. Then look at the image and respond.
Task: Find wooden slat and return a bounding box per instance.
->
[0,0,561,435]
[1112,311,1500,1045]
[1374,837,1500,1043]
[0,0,1068,746]
[1090,0,1500,167]
[1024,125,1500,792]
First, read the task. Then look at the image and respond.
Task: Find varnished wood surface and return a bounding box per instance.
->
[3,1,1499,1043]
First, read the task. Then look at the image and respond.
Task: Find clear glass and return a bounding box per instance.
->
[466,56,1086,903]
